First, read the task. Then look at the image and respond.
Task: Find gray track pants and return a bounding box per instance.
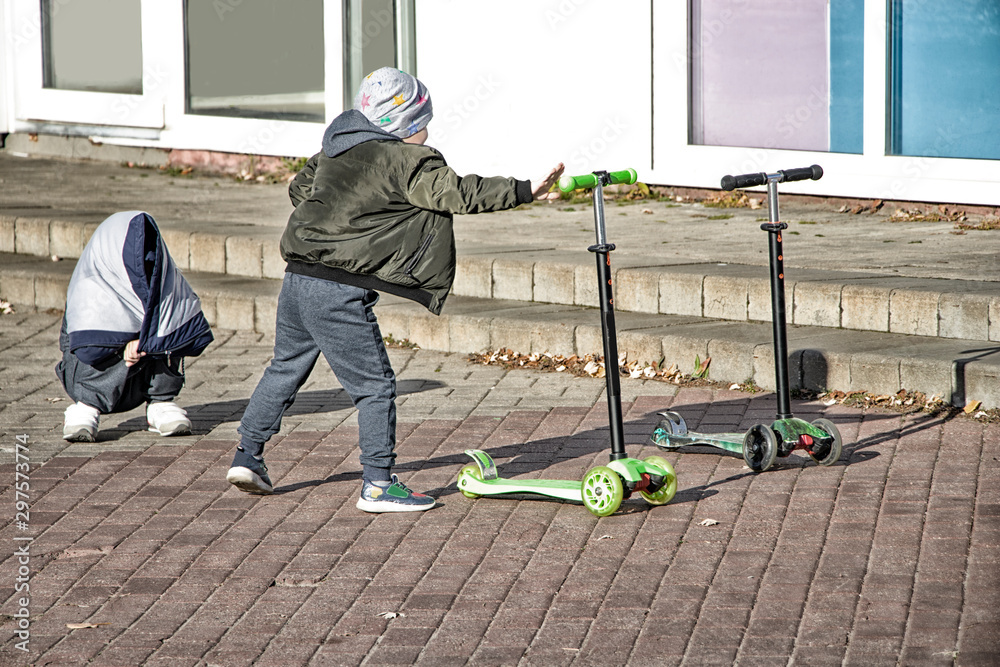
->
[236,273,397,477]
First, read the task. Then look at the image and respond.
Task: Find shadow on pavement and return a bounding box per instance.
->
[104,379,444,440]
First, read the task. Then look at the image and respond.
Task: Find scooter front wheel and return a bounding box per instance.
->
[582,466,624,517]
[743,424,778,472]
[808,418,842,466]
[639,456,677,506]
[457,464,483,499]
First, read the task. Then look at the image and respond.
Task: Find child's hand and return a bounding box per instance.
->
[531,163,565,201]
[123,339,145,367]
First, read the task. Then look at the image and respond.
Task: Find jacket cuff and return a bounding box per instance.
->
[515,179,533,205]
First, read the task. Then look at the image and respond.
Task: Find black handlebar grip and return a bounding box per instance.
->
[779,164,823,183]
[720,172,767,191]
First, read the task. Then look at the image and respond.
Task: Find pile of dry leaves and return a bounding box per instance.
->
[468,347,1000,424]
[469,348,718,384]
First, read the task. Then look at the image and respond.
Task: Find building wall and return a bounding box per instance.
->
[414,0,652,181]
[1,0,998,205]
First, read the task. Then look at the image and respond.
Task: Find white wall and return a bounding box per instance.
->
[415,0,652,182]
[0,4,7,135]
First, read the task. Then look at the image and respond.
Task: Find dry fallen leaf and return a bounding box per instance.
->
[698,519,719,527]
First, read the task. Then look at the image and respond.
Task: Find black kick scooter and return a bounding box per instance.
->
[458,169,678,516]
[650,166,842,471]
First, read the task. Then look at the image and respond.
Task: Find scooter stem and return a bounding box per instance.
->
[589,173,627,460]
[763,176,792,419]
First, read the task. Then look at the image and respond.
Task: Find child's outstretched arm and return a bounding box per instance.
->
[531,163,565,201]
[406,156,564,214]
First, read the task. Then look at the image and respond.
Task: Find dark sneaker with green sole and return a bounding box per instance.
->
[356,475,435,513]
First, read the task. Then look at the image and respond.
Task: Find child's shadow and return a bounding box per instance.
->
[109,379,444,439]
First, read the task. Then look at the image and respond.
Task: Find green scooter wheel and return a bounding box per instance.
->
[582,466,624,517]
[639,456,677,505]
[808,418,842,466]
[743,424,778,472]
[458,464,483,499]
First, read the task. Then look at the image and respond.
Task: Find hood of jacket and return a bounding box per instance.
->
[64,211,214,364]
[322,109,400,158]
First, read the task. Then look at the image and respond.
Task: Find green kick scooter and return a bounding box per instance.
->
[457,168,678,517]
[650,166,843,471]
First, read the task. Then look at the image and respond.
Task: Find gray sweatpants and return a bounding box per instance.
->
[236,273,397,479]
[56,319,185,414]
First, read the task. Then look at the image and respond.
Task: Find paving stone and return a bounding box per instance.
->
[0,293,996,665]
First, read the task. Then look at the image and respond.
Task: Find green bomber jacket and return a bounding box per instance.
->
[281,109,533,315]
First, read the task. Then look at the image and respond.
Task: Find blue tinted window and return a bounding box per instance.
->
[829,0,864,154]
[890,0,1000,159]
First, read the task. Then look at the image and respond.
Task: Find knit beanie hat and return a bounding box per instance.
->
[353,67,433,139]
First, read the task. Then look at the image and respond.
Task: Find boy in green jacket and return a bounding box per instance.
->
[228,67,563,511]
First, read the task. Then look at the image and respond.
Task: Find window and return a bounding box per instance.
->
[185,0,324,122]
[344,0,416,107]
[42,0,143,95]
[889,0,1000,160]
[689,0,863,154]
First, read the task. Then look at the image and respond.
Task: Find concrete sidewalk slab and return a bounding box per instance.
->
[3,154,999,345]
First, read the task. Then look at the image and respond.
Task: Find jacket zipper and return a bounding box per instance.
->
[405,233,435,278]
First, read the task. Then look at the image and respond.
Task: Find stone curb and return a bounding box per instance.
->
[2,213,998,343]
[3,253,997,409]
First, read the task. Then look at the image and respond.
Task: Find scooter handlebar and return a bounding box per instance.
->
[720,172,767,191]
[721,165,823,191]
[779,164,824,183]
[558,168,637,192]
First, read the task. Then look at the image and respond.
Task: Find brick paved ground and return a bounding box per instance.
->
[0,312,997,665]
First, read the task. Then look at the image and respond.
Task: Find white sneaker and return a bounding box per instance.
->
[147,402,192,436]
[63,402,99,442]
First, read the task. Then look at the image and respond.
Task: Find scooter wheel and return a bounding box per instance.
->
[582,466,624,517]
[639,456,677,506]
[743,424,778,472]
[458,464,483,499]
[808,418,842,466]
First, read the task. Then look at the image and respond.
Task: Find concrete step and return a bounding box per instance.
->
[3,208,999,344]
[3,252,998,409]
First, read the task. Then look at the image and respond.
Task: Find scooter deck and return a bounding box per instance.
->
[653,431,745,455]
[459,474,584,502]
[461,448,585,501]
[650,412,744,454]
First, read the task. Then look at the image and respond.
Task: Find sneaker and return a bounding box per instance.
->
[63,402,99,442]
[356,475,435,513]
[227,463,274,495]
[147,402,192,436]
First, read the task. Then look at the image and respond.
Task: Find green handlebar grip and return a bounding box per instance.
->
[558,168,637,192]
[608,168,638,186]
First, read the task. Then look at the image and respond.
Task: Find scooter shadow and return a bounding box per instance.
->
[401,394,896,509]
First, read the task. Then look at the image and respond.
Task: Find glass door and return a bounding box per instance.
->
[344,0,416,107]
[11,0,166,129]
